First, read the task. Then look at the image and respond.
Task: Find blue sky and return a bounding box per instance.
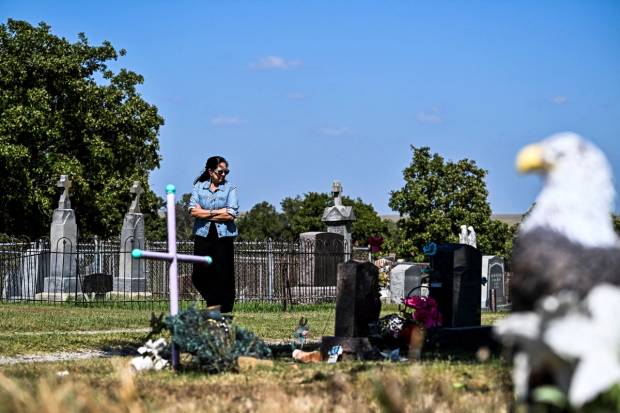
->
[3,1,620,214]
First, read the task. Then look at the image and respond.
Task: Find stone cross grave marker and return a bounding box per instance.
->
[57,174,72,209]
[321,180,356,259]
[129,181,143,213]
[131,184,212,370]
[42,174,79,297]
[114,181,147,293]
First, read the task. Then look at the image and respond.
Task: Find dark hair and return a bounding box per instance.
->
[194,156,228,184]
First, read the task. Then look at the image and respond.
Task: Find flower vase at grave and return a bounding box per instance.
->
[400,323,425,360]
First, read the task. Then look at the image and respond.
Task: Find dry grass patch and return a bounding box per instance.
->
[0,356,512,413]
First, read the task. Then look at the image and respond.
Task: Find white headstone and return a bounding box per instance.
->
[114,181,147,293]
[43,175,80,295]
[389,263,429,304]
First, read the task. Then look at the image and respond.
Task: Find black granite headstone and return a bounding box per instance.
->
[81,273,113,295]
[429,243,482,327]
[334,260,381,337]
[321,260,381,359]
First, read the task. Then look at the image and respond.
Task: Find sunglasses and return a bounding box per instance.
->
[212,168,230,176]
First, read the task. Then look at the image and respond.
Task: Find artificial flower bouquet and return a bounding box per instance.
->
[373,295,443,358]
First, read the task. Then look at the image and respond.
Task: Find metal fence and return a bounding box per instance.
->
[0,237,370,306]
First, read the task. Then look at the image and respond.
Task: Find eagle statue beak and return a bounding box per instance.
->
[516,144,547,173]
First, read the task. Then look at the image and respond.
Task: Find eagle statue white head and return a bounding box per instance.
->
[511,132,620,311]
[516,132,618,248]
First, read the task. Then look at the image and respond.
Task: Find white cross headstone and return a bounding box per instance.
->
[57,175,72,209]
[129,181,144,213]
[131,184,212,370]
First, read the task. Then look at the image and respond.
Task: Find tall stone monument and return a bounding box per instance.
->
[321,181,356,259]
[43,175,79,295]
[113,181,146,293]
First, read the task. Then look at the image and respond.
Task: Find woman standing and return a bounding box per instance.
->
[188,156,238,312]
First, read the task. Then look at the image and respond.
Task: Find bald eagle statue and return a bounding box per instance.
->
[511,132,620,311]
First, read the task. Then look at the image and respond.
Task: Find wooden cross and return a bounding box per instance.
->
[129,181,144,213]
[131,184,212,370]
[57,175,72,209]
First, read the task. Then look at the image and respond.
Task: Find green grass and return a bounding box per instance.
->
[0,303,508,356]
[0,303,513,411]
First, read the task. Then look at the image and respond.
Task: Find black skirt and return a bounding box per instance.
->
[192,222,235,312]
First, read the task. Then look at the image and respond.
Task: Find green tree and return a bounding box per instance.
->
[348,198,388,246]
[0,19,163,238]
[236,201,286,240]
[613,214,620,236]
[145,193,196,241]
[280,192,387,244]
[281,192,330,239]
[389,146,511,261]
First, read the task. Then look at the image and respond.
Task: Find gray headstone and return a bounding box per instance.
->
[43,175,79,295]
[481,255,506,308]
[113,181,146,292]
[389,262,429,304]
[321,181,356,259]
[299,232,344,287]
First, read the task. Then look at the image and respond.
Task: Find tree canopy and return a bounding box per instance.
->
[234,193,388,243]
[0,19,163,238]
[236,201,286,241]
[389,146,513,261]
[281,192,388,244]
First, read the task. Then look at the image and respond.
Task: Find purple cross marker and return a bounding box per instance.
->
[132,184,212,370]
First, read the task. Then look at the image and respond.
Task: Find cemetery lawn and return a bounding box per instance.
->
[0,356,512,412]
[0,303,507,356]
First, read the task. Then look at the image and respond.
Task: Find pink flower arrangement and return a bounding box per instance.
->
[402,296,443,329]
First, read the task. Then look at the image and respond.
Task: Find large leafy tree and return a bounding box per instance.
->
[280,192,387,244]
[0,19,163,238]
[236,201,286,241]
[389,146,512,261]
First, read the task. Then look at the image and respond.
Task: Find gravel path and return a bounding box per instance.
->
[0,328,150,337]
[0,348,133,365]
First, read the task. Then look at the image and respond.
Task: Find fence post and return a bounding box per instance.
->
[267,238,274,301]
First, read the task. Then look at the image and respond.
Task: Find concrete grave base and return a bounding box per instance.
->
[42,276,81,294]
[34,292,84,301]
[423,326,500,355]
[105,291,153,299]
[112,277,147,293]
